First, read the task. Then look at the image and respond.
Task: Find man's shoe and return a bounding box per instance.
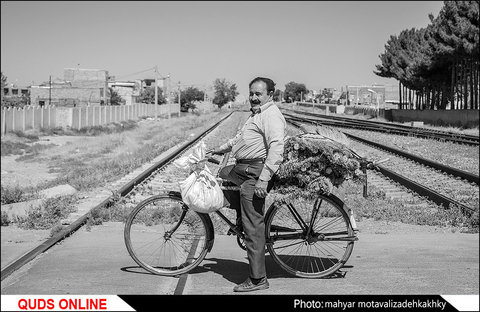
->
[233,277,269,292]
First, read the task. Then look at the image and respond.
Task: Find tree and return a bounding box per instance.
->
[1,72,6,105]
[1,72,6,92]
[139,86,166,104]
[273,89,282,102]
[176,86,204,112]
[284,81,308,102]
[212,78,239,107]
[109,87,125,105]
[374,1,479,110]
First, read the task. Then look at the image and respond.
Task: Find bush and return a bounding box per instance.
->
[16,195,78,230]
[1,185,26,204]
[50,223,66,237]
[1,210,11,226]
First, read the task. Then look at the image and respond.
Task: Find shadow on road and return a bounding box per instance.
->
[120,259,352,282]
[120,266,175,277]
[186,256,350,283]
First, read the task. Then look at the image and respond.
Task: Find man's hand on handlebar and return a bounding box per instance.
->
[206,148,224,156]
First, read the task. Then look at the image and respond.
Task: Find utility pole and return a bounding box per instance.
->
[49,75,52,106]
[178,81,181,105]
[104,75,108,106]
[154,66,158,120]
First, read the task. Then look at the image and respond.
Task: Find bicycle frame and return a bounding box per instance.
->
[213,209,245,239]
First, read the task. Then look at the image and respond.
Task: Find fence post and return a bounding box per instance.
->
[22,107,26,132]
[29,106,33,130]
[2,108,5,136]
[48,105,51,128]
[12,107,16,132]
[86,106,89,127]
[77,107,80,130]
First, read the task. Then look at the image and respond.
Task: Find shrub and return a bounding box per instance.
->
[1,185,26,204]
[50,223,66,237]
[1,210,11,226]
[16,195,78,230]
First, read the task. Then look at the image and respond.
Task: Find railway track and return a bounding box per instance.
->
[2,108,477,284]
[0,111,243,281]
[284,113,479,183]
[286,117,478,216]
[281,107,480,146]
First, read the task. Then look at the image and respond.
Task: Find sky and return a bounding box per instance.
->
[1,1,444,97]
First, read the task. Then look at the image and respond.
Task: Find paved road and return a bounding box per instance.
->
[1,221,478,295]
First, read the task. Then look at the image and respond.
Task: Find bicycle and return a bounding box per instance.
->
[124,153,386,279]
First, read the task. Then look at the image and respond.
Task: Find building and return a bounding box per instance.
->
[108,81,141,105]
[1,84,30,107]
[346,85,386,107]
[30,68,110,107]
[3,84,29,97]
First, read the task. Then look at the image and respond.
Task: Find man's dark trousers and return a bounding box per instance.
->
[219,162,273,280]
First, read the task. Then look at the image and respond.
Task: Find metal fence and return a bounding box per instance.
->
[1,103,180,135]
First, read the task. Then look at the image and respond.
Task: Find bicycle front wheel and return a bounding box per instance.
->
[265,194,355,278]
[124,194,211,276]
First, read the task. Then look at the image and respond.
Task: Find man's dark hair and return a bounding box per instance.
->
[249,77,275,94]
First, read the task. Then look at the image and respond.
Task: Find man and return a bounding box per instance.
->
[208,77,286,292]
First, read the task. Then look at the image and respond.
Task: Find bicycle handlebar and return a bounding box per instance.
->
[207,157,220,165]
[364,157,390,169]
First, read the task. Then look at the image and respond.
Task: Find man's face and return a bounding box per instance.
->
[249,81,271,107]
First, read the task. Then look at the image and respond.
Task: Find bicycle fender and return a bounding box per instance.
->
[326,193,345,209]
[200,213,215,252]
[264,193,347,224]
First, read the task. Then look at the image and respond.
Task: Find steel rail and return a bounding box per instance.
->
[282,108,479,146]
[285,114,479,184]
[285,117,476,216]
[282,107,480,142]
[283,107,479,141]
[0,112,234,281]
[285,112,479,146]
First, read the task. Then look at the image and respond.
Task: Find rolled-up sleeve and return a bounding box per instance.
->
[218,134,238,152]
[259,110,286,181]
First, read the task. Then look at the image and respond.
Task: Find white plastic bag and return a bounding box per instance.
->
[174,141,224,213]
[173,141,206,172]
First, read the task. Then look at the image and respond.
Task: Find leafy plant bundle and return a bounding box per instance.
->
[271,133,364,203]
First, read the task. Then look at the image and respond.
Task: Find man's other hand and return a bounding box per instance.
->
[254,179,268,198]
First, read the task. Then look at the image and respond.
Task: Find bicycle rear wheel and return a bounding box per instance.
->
[124,193,211,276]
[265,194,355,278]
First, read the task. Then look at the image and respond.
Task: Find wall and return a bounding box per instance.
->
[1,103,180,135]
[391,109,479,128]
[296,102,344,114]
[30,86,102,106]
[1,105,55,133]
[344,106,479,128]
[64,68,108,88]
[194,101,217,113]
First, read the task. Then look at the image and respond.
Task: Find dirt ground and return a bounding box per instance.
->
[1,135,93,188]
[1,134,109,269]
[1,112,232,270]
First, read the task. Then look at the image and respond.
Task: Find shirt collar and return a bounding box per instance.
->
[250,101,274,116]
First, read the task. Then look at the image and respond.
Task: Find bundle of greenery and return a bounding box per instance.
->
[271,129,364,203]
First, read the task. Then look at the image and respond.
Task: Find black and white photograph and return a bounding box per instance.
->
[1,1,478,311]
